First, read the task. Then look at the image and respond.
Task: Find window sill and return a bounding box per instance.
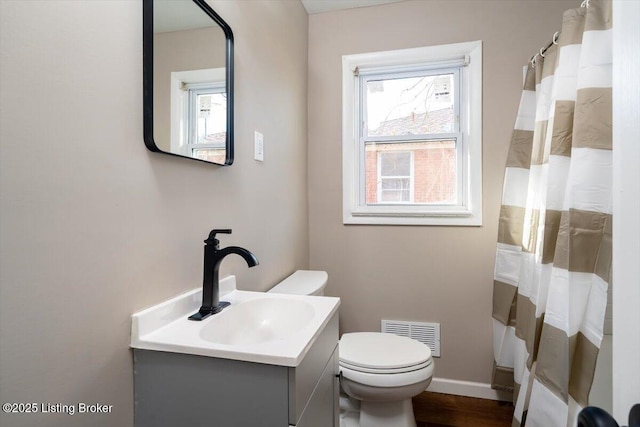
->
[343,209,482,226]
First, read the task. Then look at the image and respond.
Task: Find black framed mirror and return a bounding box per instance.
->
[143,0,234,165]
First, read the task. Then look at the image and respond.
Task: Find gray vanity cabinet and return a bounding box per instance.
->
[133,312,339,427]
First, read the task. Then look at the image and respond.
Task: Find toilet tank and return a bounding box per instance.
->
[268,270,328,296]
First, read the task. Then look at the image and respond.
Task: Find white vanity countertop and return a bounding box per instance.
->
[130,276,340,367]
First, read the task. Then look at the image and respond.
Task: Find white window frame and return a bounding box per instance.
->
[342,41,482,226]
[377,150,415,204]
[184,83,226,157]
[169,68,225,156]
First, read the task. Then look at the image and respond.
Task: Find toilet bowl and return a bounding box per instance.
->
[269,270,434,427]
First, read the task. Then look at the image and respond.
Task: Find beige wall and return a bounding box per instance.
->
[308,0,575,383]
[0,1,307,426]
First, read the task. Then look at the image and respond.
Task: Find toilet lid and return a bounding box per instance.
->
[339,332,432,371]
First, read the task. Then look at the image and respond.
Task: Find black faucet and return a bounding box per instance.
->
[188,229,259,321]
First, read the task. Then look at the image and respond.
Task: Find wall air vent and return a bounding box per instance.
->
[381,320,441,357]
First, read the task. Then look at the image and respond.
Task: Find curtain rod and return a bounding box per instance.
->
[530,32,559,65]
[530,0,590,66]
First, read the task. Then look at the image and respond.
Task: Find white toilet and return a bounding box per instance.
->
[269,270,434,427]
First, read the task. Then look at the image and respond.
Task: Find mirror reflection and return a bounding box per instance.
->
[144,0,234,165]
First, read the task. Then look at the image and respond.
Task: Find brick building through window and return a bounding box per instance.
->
[364,107,457,205]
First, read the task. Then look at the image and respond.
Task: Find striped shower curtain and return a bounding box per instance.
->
[492,0,612,426]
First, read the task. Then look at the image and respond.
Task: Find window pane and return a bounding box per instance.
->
[380,152,411,176]
[366,141,457,205]
[366,74,455,137]
[196,93,226,145]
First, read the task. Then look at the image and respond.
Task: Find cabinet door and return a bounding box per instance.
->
[289,313,338,423]
[295,348,338,427]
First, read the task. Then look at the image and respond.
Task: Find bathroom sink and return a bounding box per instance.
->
[130,275,340,366]
[200,298,315,345]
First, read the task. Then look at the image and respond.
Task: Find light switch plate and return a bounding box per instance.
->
[254,131,264,161]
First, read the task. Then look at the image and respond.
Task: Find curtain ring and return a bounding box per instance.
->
[530,53,539,66]
[581,0,590,7]
[553,32,559,45]
[539,47,545,58]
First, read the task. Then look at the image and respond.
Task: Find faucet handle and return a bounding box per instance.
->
[205,229,232,246]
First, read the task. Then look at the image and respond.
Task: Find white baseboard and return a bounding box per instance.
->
[426,377,512,402]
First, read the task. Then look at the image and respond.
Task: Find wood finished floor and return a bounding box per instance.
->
[413,392,514,427]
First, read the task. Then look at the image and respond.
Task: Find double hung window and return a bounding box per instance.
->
[342,41,482,225]
[184,82,226,163]
[169,68,227,164]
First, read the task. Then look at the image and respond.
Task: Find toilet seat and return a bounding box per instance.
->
[339,332,432,370]
[339,332,434,388]
[340,358,432,374]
